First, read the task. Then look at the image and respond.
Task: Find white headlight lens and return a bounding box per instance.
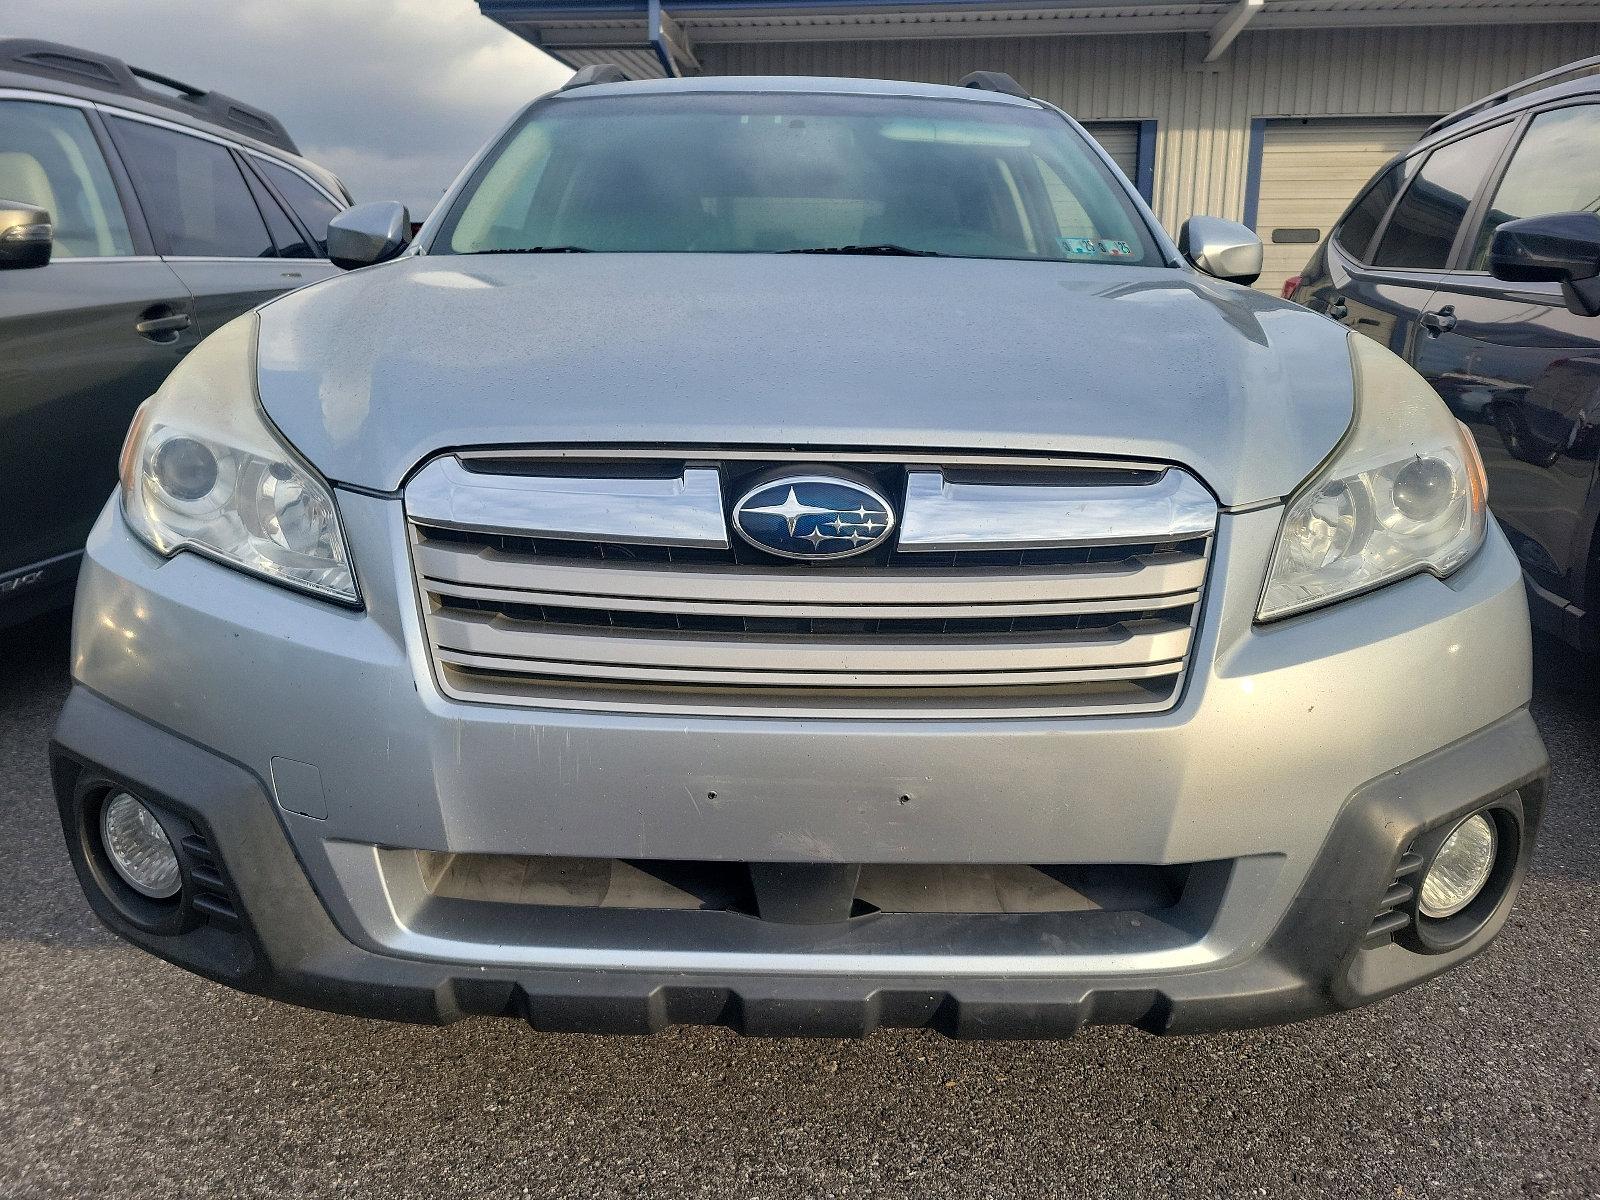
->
[1419,813,1497,919]
[101,792,181,900]
[1258,335,1487,622]
[120,315,358,604]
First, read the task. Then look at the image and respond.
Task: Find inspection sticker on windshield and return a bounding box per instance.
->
[1058,237,1133,258]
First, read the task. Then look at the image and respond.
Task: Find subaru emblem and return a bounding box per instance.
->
[732,475,896,561]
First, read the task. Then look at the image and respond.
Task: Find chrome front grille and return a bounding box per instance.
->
[404,450,1217,718]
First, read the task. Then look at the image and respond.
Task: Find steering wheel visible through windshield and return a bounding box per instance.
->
[435,91,1160,264]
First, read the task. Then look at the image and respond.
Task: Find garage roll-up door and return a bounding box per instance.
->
[1084,121,1142,186]
[1253,117,1433,293]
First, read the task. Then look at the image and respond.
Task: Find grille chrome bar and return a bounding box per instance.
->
[413,543,1208,609]
[898,467,1217,552]
[404,452,1217,718]
[436,649,1184,691]
[423,577,1199,620]
[429,611,1192,678]
[406,455,728,548]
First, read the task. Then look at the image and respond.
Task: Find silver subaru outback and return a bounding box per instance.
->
[51,70,1549,1038]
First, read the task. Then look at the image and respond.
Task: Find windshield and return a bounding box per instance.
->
[435,92,1160,264]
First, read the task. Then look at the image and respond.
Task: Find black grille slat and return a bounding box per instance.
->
[190,892,240,923]
[190,863,228,892]
[1364,909,1412,942]
[896,538,1207,570]
[1378,882,1414,910]
[179,834,241,925]
[1364,848,1424,946]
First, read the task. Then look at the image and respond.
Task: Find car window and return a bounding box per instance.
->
[1372,123,1511,270]
[109,117,274,258]
[255,158,340,257]
[439,93,1158,264]
[1334,161,1406,263]
[0,100,134,258]
[240,163,313,257]
[1468,104,1600,270]
[1033,153,1106,243]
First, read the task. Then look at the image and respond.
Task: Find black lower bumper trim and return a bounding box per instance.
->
[50,687,1549,1038]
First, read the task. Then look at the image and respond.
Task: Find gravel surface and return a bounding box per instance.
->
[1,611,1595,1199]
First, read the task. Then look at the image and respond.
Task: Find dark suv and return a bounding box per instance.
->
[1293,56,1600,655]
[0,39,349,627]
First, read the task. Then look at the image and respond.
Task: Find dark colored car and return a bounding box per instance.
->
[0,39,349,627]
[1292,56,1600,655]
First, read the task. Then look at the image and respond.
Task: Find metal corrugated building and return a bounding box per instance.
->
[481,1,1600,289]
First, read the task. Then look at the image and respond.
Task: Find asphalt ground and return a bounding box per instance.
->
[1,609,1596,1199]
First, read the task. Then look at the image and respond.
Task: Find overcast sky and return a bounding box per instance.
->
[9,0,572,213]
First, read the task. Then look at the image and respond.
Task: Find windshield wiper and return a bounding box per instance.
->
[475,245,593,254]
[783,244,944,257]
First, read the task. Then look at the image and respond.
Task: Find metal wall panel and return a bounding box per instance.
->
[1253,117,1434,293]
[1082,120,1141,180]
[702,22,1600,229]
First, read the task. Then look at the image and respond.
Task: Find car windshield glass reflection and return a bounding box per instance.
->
[437,93,1160,264]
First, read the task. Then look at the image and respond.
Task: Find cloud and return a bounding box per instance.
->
[7,0,571,210]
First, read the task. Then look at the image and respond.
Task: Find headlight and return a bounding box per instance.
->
[1258,334,1487,622]
[119,314,359,605]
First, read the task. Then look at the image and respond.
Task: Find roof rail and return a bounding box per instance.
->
[0,38,299,154]
[1427,53,1600,136]
[957,70,1031,99]
[558,63,631,92]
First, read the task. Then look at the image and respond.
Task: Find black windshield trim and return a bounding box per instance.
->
[473,245,593,254]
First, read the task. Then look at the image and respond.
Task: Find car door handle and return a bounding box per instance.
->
[1420,306,1457,336]
[135,312,192,339]
[1328,297,1349,321]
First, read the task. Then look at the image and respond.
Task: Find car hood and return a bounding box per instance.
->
[255,254,1353,504]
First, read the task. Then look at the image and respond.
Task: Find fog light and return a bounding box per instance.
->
[1419,812,1496,919]
[101,793,181,899]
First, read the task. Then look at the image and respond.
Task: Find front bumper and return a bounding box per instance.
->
[51,494,1550,1036]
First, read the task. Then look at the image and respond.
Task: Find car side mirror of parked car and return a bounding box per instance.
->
[1489,212,1600,318]
[0,201,53,270]
[1177,216,1263,287]
[327,201,412,270]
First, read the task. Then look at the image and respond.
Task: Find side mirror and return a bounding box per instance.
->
[327,201,411,270]
[1489,211,1600,317]
[1178,216,1263,286]
[0,200,52,269]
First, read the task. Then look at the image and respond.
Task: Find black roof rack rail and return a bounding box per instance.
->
[957,70,1031,99]
[1427,53,1600,136]
[0,38,299,154]
[558,63,631,92]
